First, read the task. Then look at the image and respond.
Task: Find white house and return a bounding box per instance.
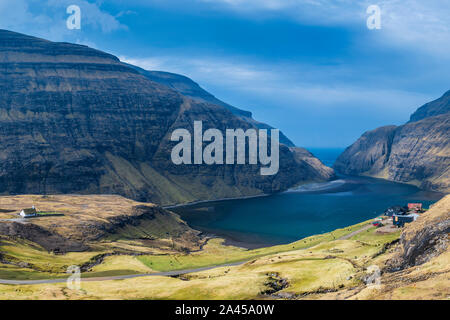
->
[19,206,37,218]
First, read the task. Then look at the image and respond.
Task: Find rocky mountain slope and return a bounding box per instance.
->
[0,29,333,205]
[386,195,449,271]
[334,91,450,193]
[125,65,253,119]
[128,65,296,147]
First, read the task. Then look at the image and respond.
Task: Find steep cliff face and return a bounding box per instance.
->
[126,65,253,118]
[333,125,396,176]
[0,30,333,205]
[334,91,450,193]
[128,65,296,147]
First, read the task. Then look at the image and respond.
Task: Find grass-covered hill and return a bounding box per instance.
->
[0,194,447,299]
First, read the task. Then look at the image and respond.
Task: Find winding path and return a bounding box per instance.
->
[338,224,373,240]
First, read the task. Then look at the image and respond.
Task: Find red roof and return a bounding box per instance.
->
[408,203,422,209]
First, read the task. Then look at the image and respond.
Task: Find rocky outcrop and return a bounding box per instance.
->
[333,125,396,177]
[0,221,88,253]
[291,147,335,182]
[0,29,333,205]
[334,91,450,193]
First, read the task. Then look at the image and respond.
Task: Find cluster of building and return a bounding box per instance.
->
[383,203,423,227]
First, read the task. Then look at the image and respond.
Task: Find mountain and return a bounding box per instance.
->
[409,90,450,122]
[334,91,450,193]
[0,29,334,206]
[124,65,252,118]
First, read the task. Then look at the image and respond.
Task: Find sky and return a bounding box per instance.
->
[0,0,449,148]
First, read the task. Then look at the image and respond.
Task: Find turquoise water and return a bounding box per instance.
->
[172,150,443,248]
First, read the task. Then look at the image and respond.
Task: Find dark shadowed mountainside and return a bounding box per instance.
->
[125,65,252,118]
[334,91,450,193]
[0,29,333,205]
[127,65,296,147]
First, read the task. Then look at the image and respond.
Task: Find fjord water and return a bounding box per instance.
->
[172,149,443,248]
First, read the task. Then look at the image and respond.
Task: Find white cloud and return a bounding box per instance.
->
[120,55,273,86]
[198,0,366,24]
[201,0,450,57]
[120,54,433,120]
[110,0,450,57]
[377,0,450,56]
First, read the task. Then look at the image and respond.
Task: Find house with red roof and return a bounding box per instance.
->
[408,203,423,213]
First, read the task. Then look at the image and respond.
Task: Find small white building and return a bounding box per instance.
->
[19,206,37,218]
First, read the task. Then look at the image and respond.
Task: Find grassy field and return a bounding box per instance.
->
[1,194,448,300]
[0,218,404,299]
[0,227,400,299]
[0,218,373,281]
[137,220,373,272]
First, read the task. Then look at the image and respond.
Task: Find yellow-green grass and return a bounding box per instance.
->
[137,220,374,272]
[0,219,402,299]
[2,197,448,300]
[0,271,267,300]
[98,239,173,255]
[220,236,396,295]
[0,219,390,283]
[88,255,153,275]
[105,213,191,241]
[348,227,401,245]
[0,263,64,280]
[0,239,104,275]
[0,235,397,299]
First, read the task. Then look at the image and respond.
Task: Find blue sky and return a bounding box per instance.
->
[1,0,449,147]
